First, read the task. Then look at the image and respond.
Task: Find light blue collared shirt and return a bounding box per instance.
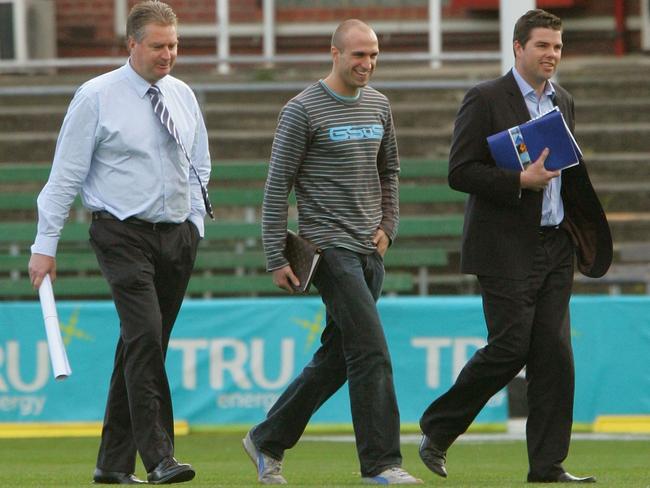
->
[32,60,211,256]
[512,67,564,226]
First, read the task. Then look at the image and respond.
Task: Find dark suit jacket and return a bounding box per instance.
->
[448,71,612,280]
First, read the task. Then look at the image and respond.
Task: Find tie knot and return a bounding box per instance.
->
[148,85,161,97]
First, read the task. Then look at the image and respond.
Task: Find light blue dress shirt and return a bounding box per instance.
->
[32,60,211,257]
[512,67,564,227]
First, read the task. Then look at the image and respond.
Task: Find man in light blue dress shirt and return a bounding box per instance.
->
[28,1,209,484]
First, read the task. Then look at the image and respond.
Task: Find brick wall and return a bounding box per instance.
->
[56,0,118,56]
[54,0,642,57]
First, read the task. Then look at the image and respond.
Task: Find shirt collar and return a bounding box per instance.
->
[319,79,361,103]
[512,67,555,100]
[125,59,168,98]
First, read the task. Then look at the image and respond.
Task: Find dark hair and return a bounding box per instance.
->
[513,9,562,47]
[126,0,177,42]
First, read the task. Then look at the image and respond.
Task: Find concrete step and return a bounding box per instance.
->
[2,129,437,163]
[0,83,471,106]
[560,59,650,78]
[1,96,649,134]
[0,53,646,103]
[0,106,67,132]
[591,182,650,213]
[561,77,650,100]
[587,153,650,182]
[0,100,461,132]
[3,122,649,162]
[0,90,650,132]
[576,99,650,124]
[0,90,73,107]
[0,76,639,110]
[1,55,648,84]
[607,212,650,241]
[577,123,650,154]
[614,241,650,263]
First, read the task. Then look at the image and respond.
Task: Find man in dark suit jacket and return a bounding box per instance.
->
[418,9,612,484]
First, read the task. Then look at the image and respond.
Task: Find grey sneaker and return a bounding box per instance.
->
[242,430,287,484]
[362,467,423,484]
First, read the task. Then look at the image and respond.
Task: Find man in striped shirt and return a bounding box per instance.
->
[242,19,421,485]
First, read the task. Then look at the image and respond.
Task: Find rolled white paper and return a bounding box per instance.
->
[38,275,72,380]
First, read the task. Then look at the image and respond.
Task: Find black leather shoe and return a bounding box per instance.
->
[528,471,597,483]
[93,468,145,484]
[147,457,195,484]
[418,435,448,478]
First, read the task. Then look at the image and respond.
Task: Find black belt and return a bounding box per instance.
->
[92,211,180,231]
[538,225,560,235]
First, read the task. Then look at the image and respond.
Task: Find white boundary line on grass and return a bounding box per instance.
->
[302,433,650,444]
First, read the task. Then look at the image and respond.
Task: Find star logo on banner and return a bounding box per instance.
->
[292,307,325,353]
[59,308,93,346]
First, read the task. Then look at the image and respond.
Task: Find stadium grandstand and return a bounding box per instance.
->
[1,0,650,298]
[0,1,648,485]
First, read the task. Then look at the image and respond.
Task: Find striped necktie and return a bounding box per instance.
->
[147,85,214,219]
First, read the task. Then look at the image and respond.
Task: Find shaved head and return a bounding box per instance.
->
[324,18,379,96]
[331,19,375,52]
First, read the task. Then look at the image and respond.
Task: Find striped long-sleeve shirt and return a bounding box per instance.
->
[262,81,400,271]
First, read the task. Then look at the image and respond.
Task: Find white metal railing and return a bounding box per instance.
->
[0,79,478,98]
[3,0,647,73]
[0,0,27,62]
[500,0,534,75]
[643,0,650,51]
[117,0,445,73]
[210,0,446,72]
[1,0,500,73]
[0,50,501,71]
[0,78,479,125]
[216,0,229,74]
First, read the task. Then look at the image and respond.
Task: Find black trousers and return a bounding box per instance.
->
[89,218,199,473]
[420,228,575,480]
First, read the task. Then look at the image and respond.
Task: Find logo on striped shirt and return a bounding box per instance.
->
[329,124,384,141]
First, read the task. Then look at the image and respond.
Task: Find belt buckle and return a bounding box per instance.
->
[151,221,174,231]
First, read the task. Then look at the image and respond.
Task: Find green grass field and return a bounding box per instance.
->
[0,432,648,487]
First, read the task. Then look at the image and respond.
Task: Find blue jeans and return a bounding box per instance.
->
[251,248,402,477]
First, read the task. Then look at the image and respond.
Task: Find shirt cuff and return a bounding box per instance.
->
[31,235,59,257]
[266,255,289,272]
[188,213,205,238]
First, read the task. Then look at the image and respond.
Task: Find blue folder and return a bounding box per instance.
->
[487,107,582,172]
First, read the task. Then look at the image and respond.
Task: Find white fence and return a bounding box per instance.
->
[1,0,648,73]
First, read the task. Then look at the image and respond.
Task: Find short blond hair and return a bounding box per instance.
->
[126,1,177,42]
